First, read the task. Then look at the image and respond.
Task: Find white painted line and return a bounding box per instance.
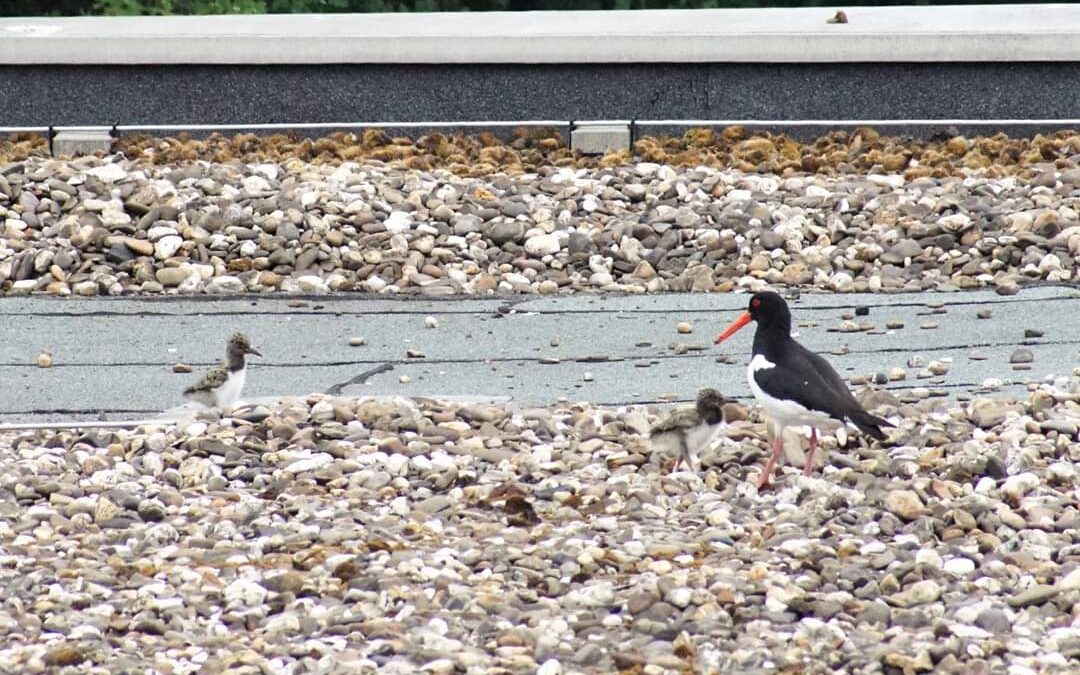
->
[635,119,1080,127]
[112,120,571,132]
[6,118,1078,136]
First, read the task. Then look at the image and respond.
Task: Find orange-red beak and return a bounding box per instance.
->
[715,311,752,344]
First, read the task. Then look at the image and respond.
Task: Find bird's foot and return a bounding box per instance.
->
[804,428,819,475]
[755,471,774,490]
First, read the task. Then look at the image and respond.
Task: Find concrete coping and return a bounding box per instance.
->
[1,4,1078,65]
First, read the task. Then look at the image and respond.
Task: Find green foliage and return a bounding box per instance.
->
[2,0,1046,17]
[94,0,267,15]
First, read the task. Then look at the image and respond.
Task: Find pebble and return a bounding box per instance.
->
[927,360,950,376]
[969,398,1020,428]
[0,387,1068,675]
[885,490,927,521]
[676,321,693,334]
[943,557,976,576]
[1010,348,1034,364]
[888,579,941,607]
[1,149,1075,297]
[2,132,1079,674]
[35,350,53,368]
[1007,585,1061,608]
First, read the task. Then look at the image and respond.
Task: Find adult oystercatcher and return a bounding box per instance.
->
[650,388,729,473]
[714,291,892,488]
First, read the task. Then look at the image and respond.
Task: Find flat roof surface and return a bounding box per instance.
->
[2,4,1079,64]
[2,287,1076,423]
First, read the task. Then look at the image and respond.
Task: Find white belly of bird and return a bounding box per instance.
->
[684,422,722,455]
[215,368,246,407]
[747,354,841,431]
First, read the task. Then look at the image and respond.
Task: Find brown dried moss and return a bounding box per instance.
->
[2,127,1078,179]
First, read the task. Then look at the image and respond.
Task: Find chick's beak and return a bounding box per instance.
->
[715,311,752,344]
[247,347,262,357]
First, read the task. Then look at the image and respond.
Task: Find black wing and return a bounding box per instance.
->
[789,342,891,438]
[755,341,863,423]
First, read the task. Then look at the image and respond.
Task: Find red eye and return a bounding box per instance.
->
[751,298,760,308]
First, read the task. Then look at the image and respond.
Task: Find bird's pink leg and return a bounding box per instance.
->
[757,434,784,489]
[803,427,819,476]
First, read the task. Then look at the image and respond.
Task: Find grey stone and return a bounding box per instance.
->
[881,239,924,264]
[486,220,525,245]
[570,124,631,155]
[52,129,113,157]
[974,608,1011,633]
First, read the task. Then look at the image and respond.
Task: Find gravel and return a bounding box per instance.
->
[3,126,1079,672]
[0,380,1077,673]
[2,130,1079,297]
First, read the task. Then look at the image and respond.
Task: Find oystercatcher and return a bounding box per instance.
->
[650,388,729,473]
[184,332,262,409]
[714,292,892,488]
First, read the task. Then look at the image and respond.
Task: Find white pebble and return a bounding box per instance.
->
[915,548,943,569]
[944,558,976,576]
[537,660,563,675]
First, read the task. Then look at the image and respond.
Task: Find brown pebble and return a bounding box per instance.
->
[45,645,85,667]
[36,350,53,368]
[172,363,193,373]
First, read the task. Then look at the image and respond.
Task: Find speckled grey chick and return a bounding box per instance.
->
[183,333,261,408]
[649,388,729,473]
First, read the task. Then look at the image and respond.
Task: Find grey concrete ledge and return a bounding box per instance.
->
[2,5,1080,65]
